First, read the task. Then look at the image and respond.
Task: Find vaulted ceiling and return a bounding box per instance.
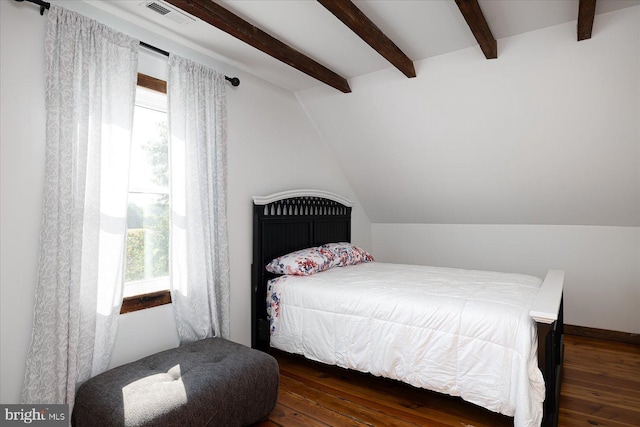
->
[87,0,639,227]
[92,0,639,93]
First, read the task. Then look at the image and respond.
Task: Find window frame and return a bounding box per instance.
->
[120,73,171,315]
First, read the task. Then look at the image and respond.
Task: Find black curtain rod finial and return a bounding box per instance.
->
[225,76,240,87]
[140,41,240,88]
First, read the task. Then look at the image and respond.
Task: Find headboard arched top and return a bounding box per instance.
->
[253,189,354,207]
[251,189,353,350]
[256,196,351,218]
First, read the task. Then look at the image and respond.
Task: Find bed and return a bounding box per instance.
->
[251,189,564,427]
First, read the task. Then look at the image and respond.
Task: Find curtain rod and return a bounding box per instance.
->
[140,42,240,87]
[15,0,50,15]
[14,0,240,87]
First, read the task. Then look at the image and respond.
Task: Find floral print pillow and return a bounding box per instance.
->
[265,246,336,275]
[320,242,374,267]
[265,242,374,276]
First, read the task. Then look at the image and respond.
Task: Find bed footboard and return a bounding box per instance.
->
[530,270,565,427]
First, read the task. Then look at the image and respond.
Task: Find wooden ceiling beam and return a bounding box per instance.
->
[454,0,497,59]
[317,0,416,78]
[165,0,351,93]
[577,0,597,41]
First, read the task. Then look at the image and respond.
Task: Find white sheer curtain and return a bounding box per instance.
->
[168,54,230,342]
[21,6,138,405]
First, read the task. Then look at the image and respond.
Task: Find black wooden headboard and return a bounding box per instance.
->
[251,190,353,351]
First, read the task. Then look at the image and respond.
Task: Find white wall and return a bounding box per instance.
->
[0,0,371,404]
[0,0,48,407]
[373,224,640,334]
[297,7,640,335]
[297,7,640,227]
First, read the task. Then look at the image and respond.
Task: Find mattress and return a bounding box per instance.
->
[267,262,546,427]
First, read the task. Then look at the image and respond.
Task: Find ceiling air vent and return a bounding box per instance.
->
[141,1,196,25]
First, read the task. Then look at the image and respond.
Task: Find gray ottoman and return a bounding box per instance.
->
[72,338,279,426]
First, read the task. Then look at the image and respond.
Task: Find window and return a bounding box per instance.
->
[121,74,171,314]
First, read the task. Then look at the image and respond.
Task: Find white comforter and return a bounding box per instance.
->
[267,262,546,427]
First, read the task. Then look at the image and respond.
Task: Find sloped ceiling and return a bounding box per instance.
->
[91,0,639,226]
[295,6,640,226]
[93,0,638,92]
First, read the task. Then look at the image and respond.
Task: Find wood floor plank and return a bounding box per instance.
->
[559,395,640,426]
[262,403,332,427]
[562,364,640,392]
[563,375,640,396]
[561,379,640,406]
[561,382,640,411]
[277,387,372,427]
[563,354,640,380]
[280,368,458,427]
[277,352,510,427]
[256,335,640,427]
[278,376,423,427]
[564,335,640,355]
[559,336,640,427]
[558,411,635,427]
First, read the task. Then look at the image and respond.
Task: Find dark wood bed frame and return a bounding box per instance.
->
[251,190,563,427]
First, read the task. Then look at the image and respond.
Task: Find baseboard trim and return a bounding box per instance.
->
[564,324,640,345]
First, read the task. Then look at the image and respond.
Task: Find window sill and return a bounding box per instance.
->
[120,290,171,314]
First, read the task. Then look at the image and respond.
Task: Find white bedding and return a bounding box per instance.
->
[267,262,546,427]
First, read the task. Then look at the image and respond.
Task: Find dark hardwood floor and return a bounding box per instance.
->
[559,336,640,427]
[255,335,640,426]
